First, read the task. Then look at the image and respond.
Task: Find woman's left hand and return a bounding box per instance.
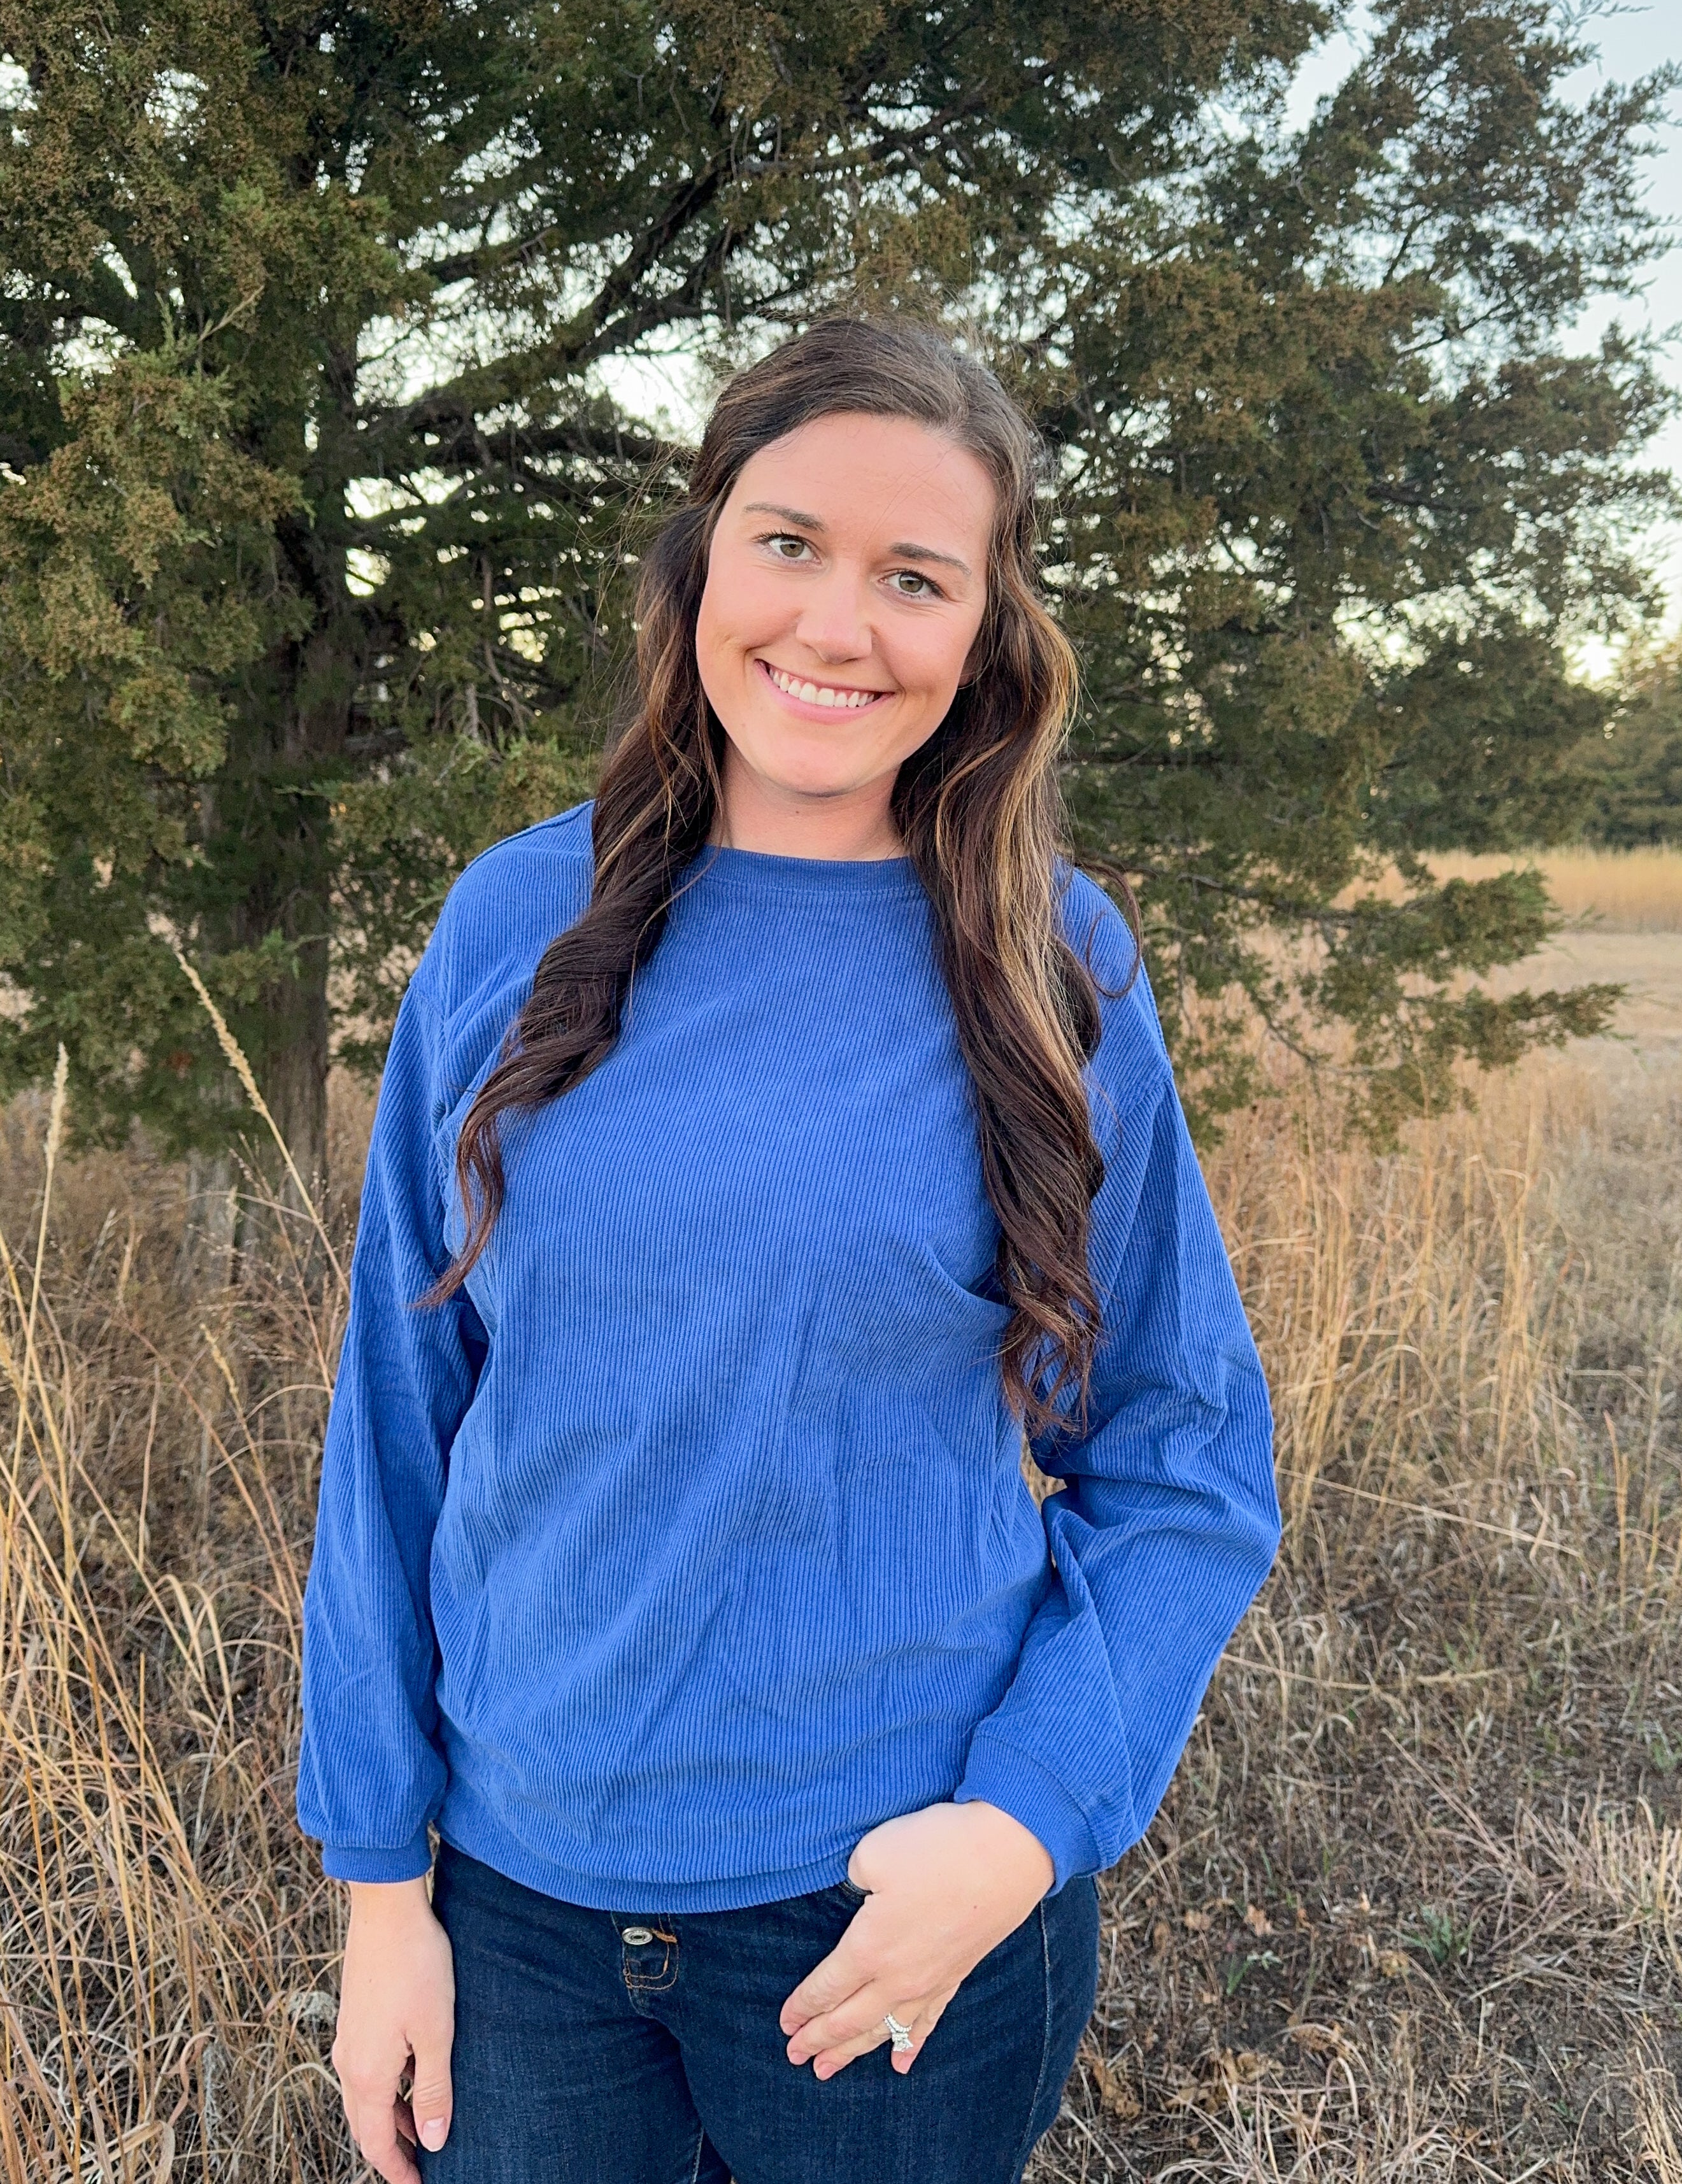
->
[778,1799,1055,2078]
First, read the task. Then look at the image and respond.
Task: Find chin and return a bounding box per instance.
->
[736,735,880,799]
[759,771,873,802]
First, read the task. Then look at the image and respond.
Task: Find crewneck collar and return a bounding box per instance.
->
[682,840,926,904]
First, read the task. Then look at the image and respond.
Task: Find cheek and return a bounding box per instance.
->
[896,614,985,706]
[697,569,785,717]
[699,543,783,649]
[693,576,750,723]
[693,575,729,672]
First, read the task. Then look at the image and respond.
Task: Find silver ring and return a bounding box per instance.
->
[882,2011,915,2053]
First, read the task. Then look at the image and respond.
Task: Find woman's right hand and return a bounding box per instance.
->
[332,1876,456,2182]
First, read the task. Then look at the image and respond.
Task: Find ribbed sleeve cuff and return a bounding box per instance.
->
[954,1733,1103,1896]
[318,1829,434,1884]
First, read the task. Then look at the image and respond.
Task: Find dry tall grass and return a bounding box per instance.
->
[1053,1042,1682,2179]
[1425,846,1682,932]
[0,1082,365,2183]
[2,1018,1679,2176]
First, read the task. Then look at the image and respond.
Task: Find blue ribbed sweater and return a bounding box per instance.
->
[296,802,1279,1910]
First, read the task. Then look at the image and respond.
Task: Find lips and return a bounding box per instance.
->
[757,657,893,711]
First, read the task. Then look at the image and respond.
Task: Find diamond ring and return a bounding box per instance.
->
[882,2011,915,2053]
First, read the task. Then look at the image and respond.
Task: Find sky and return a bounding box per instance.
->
[1285,4,1682,669]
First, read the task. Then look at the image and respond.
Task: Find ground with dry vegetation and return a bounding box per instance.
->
[1,851,1679,2182]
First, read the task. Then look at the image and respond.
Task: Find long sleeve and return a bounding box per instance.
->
[296,956,488,1882]
[953,969,1279,1894]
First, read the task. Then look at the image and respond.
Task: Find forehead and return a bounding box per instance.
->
[727,412,996,550]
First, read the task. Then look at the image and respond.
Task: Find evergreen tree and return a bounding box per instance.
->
[0,0,1672,1176]
[1585,646,1682,846]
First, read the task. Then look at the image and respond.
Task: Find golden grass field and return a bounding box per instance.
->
[0,847,1678,2181]
[1430,846,1682,933]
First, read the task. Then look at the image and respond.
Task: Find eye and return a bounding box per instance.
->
[888,569,943,599]
[757,531,815,562]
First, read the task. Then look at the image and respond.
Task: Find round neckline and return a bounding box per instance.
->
[683,840,925,902]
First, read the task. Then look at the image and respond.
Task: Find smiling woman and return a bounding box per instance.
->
[295,317,1281,2184]
[694,413,994,853]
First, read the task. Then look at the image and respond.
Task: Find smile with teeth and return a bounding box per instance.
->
[760,660,891,710]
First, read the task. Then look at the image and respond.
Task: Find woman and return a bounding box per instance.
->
[298,316,1279,2184]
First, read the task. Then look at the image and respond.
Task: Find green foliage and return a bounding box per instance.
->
[1024,1,1676,1134]
[0,0,1673,1170]
[0,341,306,1149]
[1583,644,1682,846]
[1406,1906,1476,1969]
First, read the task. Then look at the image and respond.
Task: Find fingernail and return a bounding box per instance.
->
[420,2119,447,2150]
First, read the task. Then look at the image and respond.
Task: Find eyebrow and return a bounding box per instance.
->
[741,501,974,581]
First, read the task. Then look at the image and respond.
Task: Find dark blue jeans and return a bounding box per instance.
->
[418,1840,1100,2183]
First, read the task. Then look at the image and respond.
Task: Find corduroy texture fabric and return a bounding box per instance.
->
[296,802,1280,1910]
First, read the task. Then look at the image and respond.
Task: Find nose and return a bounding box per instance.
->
[793,565,873,663]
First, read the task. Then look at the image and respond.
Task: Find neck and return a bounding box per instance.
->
[711,746,904,862]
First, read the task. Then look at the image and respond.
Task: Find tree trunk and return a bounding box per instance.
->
[263,922,331,1210]
[225,757,335,1227]
[220,405,361,1230]
[178,1147,239,1292]
[243,523,358,1215]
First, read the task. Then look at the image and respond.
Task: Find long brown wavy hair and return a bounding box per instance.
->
[431,316,1122,1440]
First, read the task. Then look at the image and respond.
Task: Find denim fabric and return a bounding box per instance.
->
[417,1840,1101,2184]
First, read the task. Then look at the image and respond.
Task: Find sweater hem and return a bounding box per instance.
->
[434,1799,859,1913]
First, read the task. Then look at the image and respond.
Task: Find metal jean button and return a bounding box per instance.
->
[621,1926,655,1945]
